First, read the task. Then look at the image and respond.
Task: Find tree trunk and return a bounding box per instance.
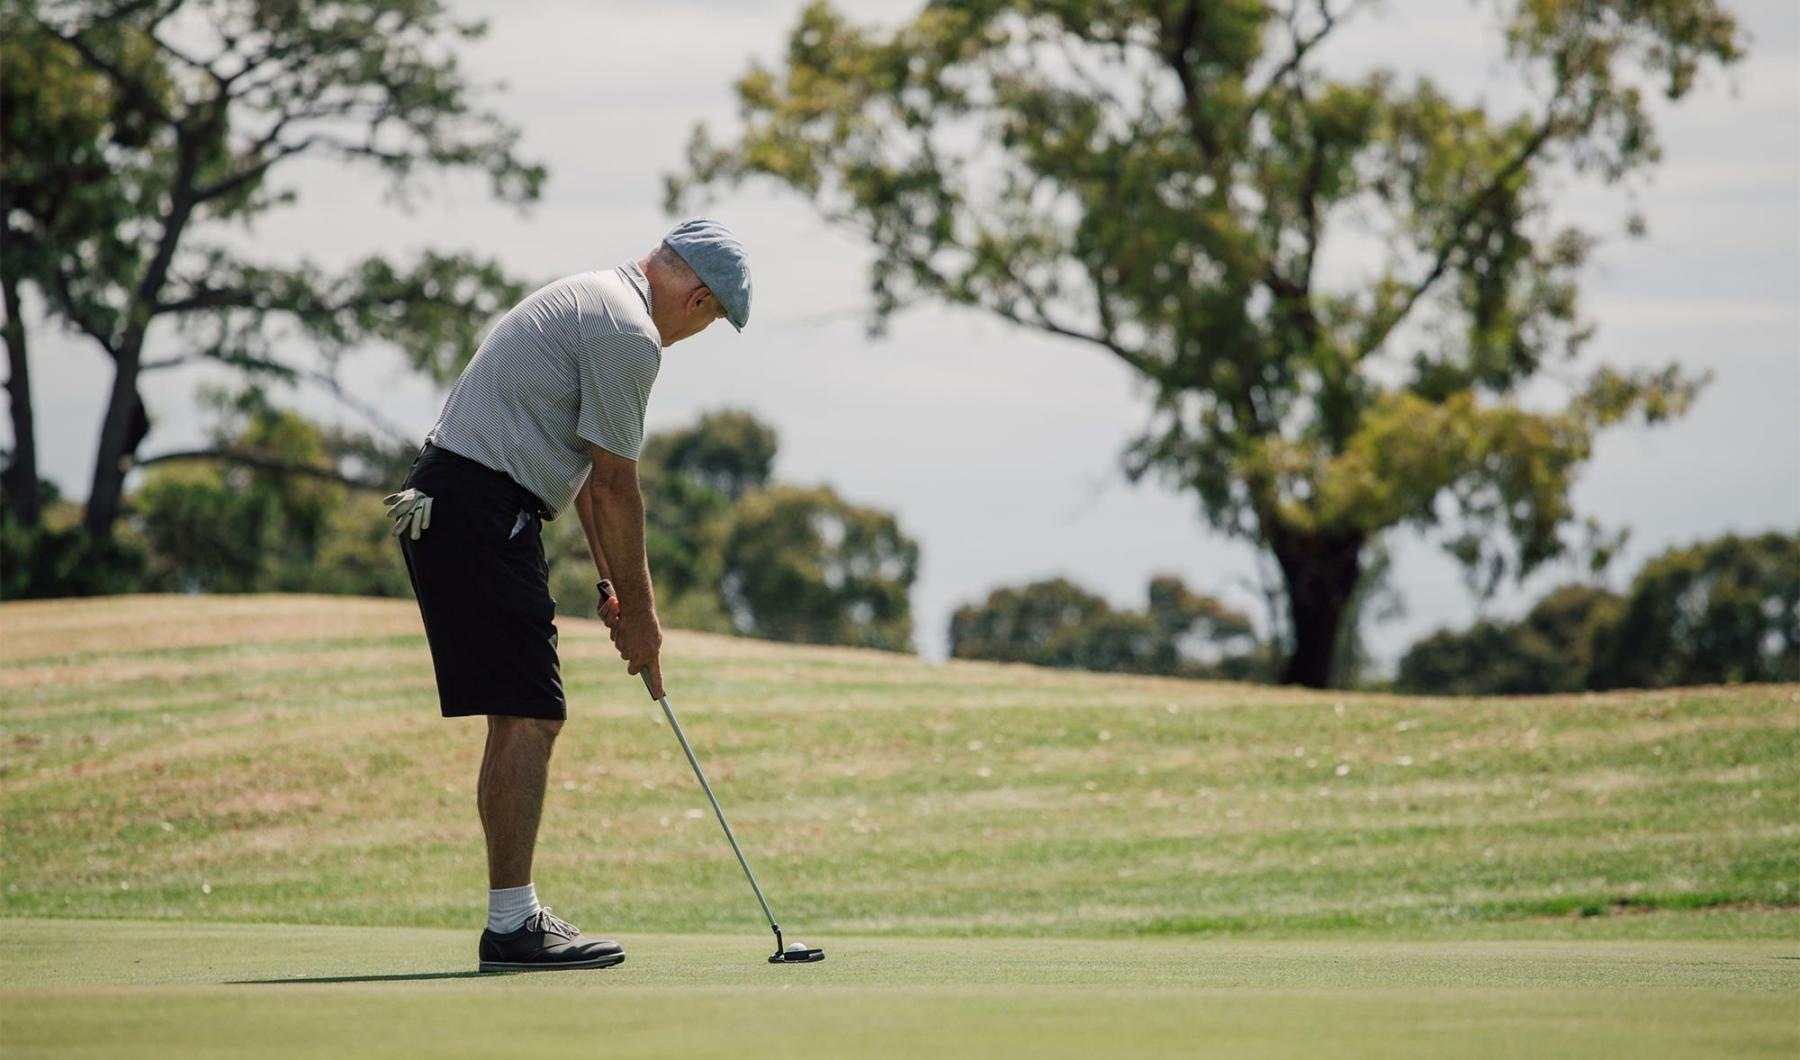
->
[81,346,146,539]
[83,129,203,541]
[1,275,40,526]
[1269,525,1365,688]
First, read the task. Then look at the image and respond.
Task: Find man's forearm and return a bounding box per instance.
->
[575,477,613,582]
[590,473,655,619]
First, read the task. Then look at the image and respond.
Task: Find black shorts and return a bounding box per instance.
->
[397,443,565,720]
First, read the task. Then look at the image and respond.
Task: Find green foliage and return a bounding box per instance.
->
[1591,532,1800,688]
[1396,584,1624,695]
[950,574,1257,678]
[950,578,1110,665]
[129,392,408,597]
[641,409,778,502]
[307,493,413,599]
[0,497,144,599]
[642,409,777,606]
[1398,531,1798,694]
[671,0,1741,685]
[722,484,919,651]
[545,409,919,651]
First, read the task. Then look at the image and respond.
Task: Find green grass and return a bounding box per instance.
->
[2,595,1797,1057]
[2,919,1795,1059]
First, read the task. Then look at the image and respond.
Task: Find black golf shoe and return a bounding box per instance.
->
[478,908,625,973]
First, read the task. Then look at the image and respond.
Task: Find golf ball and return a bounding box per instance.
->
[786,942,807,952]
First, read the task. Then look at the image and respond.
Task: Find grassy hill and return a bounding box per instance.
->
[1,595,1795,939]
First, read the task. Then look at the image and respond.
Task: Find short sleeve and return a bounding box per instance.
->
[574,332,661,460]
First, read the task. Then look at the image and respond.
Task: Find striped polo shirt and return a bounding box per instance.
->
[426,263,661,518]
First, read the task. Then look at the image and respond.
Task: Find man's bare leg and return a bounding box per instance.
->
[474,714,622,970]
[480,716,562,889]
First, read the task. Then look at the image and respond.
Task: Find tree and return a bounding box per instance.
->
[0,481,144,599]
[1395,582,1622,695]
[642,409,779,503]
[949,577,1110,664]
[722,484,919,651]
[641,409,777,605]
[0,22,127,525]
[670,0,1741,686]
[541,410,920,650]
[1144,573,1257,674]
[2,0,541,554]
[130,388,408,596]
[1591,532,1800,688]
[950,573,1257,677]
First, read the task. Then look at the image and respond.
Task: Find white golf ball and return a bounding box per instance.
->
[786,942,807,952]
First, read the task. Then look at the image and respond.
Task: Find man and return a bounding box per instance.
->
[383,219,751,972]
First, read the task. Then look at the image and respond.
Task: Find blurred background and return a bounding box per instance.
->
[4,0,1796,691]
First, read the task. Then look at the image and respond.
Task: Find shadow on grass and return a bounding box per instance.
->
[231,971,486,984]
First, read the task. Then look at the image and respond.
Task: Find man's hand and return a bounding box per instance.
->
[610,610,663,698]
[598,579,659,695]
[596,579,621,629]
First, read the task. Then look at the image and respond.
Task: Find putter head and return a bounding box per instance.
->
[769,927,824,964]
[770,945,825,964]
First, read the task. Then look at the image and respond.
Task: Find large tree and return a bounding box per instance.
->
[670,0,1741,686]
[1,0,540,546]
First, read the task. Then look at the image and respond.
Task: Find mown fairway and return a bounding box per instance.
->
[1,596,1796,1057]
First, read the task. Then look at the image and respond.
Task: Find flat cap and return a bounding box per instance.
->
[663,218,752,331]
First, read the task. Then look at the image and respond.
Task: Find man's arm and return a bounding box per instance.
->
[588,444,663,697]
[574,471,620,627]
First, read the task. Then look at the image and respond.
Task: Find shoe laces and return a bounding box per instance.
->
[527,907,579,939]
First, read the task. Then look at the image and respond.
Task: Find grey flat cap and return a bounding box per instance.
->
[664,218,752,331]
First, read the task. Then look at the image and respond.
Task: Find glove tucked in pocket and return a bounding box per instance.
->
[383,489,434,541]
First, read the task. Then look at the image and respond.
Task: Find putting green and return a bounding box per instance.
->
[2,919,1795,1058]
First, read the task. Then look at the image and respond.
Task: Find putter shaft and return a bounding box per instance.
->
[641,672,785,952]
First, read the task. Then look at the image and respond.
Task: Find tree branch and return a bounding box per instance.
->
[1159,1,1220,159]
[139,355,195,372]
[992,298,1159,377]
[133,448,383,490]
[48,267,119,357]
[1248,0,1365,119]
[1358,111,1560,360]
[871,221,1163,379]
[192,135,316,205]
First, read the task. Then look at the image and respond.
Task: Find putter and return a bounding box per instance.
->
[641,671,825,965]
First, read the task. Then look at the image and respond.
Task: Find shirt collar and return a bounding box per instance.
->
[619,261,652,316]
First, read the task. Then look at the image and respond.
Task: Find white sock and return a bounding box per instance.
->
[487,883,541,933]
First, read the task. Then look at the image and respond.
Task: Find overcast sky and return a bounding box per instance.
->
[12,0,1799,666]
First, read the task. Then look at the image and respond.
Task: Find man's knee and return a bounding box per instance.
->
[489,715,563,745]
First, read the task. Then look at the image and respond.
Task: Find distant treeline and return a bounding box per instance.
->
[5,396,1791,692]
[1,400,920,652]
[946,531,1799,693]
[1395,531,1799,694]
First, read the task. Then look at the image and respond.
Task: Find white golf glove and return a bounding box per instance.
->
[383,489,433,541]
